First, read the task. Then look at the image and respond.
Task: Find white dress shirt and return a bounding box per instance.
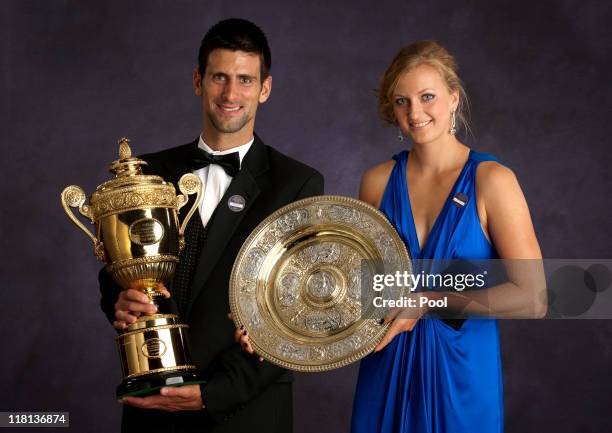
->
[195,135,253,227]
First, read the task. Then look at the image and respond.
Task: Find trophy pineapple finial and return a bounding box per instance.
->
[109,137,147,176]
[118,137,132,160]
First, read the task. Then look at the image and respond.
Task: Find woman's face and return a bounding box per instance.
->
[392,64,458,146]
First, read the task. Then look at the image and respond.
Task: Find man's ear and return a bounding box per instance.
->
[193,69,203,96]
[258,75,272,103]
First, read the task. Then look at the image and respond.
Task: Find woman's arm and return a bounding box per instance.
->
[375,161,547,351]
[454,161,547,318]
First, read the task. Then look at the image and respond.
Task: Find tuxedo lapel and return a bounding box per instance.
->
[185,136,269,317]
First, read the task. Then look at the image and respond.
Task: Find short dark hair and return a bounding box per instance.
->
[198,18,272,81]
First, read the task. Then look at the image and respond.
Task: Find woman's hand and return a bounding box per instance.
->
[374,294,430,352]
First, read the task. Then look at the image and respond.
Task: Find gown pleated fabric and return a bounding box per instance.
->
[350,149,504,433]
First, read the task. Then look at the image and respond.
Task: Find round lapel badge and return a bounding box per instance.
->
[228,194,246,212]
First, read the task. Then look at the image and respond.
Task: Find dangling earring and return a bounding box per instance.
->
[398,128,404,141]
[450,111,457,136]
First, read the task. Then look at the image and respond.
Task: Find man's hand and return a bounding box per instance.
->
[113,283,171,330]
[228,313,264,362]
[121,385,203,411]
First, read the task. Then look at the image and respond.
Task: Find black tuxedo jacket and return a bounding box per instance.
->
[99,135,324,433]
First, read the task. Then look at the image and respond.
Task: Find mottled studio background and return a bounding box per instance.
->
[1,1,611,432]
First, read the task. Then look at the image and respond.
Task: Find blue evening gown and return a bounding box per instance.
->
[350,150,504,433]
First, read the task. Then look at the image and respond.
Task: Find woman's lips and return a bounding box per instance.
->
[410,120,431,128]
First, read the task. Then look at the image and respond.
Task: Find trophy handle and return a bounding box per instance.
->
[60,185,106,262]
[176,173,203,251]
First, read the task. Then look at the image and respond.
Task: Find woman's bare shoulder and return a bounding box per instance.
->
[359,160,396,208]
[475,160,519,196]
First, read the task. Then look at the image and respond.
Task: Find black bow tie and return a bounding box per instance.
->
[189,147,240,176]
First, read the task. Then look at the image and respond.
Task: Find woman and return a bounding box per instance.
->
[237,41,546,432]
[350,41,546,433]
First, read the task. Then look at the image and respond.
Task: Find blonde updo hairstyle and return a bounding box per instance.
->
[378,40,469,133]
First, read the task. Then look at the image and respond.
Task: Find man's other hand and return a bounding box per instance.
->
[121,384,203,411]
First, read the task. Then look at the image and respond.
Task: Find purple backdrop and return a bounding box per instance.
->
[2,1,611,432]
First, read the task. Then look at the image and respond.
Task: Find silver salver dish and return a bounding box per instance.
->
[229,195,412,372]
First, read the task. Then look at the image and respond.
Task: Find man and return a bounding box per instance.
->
[99,18,324,433]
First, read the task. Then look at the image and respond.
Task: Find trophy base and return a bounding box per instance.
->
[116,313,202,399]
[116,370,205,399]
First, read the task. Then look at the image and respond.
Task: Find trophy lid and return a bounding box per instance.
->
[108,137,149,177]
[94,138,169,193]
[88,138,178,220]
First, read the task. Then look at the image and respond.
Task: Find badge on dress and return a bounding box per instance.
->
[228,194,246,212]
[452,192,468,208]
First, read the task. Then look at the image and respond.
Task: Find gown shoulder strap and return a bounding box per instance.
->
[470,149,498,163]
[469,149,508,168]
[392,150,409,164]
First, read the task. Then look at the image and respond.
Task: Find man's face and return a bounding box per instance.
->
[193,49,272,139]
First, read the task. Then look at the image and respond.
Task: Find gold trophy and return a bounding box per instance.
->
[61,138,203,398]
